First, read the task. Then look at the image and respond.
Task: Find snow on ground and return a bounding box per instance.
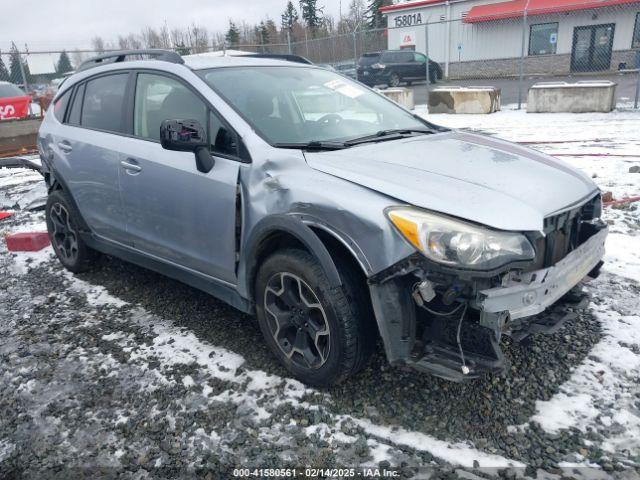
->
[532,282,640,456]
[2,106,640,476]
[420,105,640,469]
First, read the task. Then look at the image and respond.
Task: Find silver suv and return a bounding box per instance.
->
[38,50,607,387]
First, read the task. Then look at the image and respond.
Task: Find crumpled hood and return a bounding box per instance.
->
[304,130,598,232]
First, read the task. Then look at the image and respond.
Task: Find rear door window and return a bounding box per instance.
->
[80,74,128,133]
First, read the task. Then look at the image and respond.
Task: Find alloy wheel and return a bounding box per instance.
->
[389,73,400,87]
[49,203,79,263]
[264,272,331,370]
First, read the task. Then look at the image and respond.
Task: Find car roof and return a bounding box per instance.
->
[54,54,322,100]
[183,54,310,70]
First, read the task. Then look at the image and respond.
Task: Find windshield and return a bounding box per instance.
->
[198,66,428,145]
[0,83,26,98]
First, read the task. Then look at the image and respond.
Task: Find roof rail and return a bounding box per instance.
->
[77,49,184,72]
[235,53,313,65]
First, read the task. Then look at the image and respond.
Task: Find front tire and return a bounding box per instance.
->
[46,189,98,273]
[388,72,401,88]
[255,249,374,387]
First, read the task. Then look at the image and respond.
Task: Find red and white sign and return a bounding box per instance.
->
[0,96,32,121]
[400,31,416,47]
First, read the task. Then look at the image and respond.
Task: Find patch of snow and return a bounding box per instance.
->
[0,440,16,461]
[127,308,245,383]
[366,439,393,466]
[8,247,55,275]
[182,375,195,388]
[62,271,128,308]
[351,418,525,469]
[603,233,640,282]
[532,276,640,455]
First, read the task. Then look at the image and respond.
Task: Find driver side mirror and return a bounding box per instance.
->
[160,119,215,173]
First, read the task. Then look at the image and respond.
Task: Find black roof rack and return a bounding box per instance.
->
[234,53,313,65]
[77,49,184,72]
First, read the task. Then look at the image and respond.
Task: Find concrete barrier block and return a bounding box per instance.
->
[527,81,617,113]
[5,232,50,252]
[428,86,501,114]
[0,118,42,151]
[378,87,415,110]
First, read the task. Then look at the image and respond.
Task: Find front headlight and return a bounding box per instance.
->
[387,207,535,270]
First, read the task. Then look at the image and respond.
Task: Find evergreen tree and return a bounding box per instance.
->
[0,52,10,82]
[281,1,299,30]
[365,0,391,29]
[225,20,241,46]
[9,44,28,85]
[257,21,270,44]
[299,0,323,30]
[56,50,73,73]
[174,43,191,56]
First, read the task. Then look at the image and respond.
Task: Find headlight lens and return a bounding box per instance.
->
[387,207,535,270]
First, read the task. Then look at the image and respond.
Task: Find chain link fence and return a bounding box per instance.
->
[2,1,639,114]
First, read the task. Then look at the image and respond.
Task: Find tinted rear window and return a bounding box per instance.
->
[81,74,128,133]
[381,51,413,63]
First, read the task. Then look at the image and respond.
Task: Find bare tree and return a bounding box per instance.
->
[91,36,105,53]
[71,49,87,68]
[141,27,163,49]
[187,24,209,53]
[159,23,171,49]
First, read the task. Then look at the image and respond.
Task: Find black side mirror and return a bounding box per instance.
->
[160,119,215,173]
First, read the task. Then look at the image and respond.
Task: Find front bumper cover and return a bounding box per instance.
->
[478,226,607,320]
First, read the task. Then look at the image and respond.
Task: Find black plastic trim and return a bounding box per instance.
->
[239,214,343,300]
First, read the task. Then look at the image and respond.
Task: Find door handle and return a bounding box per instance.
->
[57,141,72,153]
[120,160,142,173]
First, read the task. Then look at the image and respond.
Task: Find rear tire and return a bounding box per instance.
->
[388,72,401,88]
[255,249,374,387]
[45,189,98,273]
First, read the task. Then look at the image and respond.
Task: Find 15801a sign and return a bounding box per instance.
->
[393,13,423,28]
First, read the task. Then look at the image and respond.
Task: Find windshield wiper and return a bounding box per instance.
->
[344,128,435,146]
[273,141,346,151]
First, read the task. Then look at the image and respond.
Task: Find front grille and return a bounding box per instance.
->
[538,194,602,268]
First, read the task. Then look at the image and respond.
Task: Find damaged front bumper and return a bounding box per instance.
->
[368,223,608,382]
[478,227,607,321]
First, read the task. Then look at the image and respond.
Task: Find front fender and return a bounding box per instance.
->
[237,213,342,301]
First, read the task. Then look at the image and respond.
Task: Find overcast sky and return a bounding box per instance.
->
[1,0,344,52]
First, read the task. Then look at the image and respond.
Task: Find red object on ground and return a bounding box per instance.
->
[604,195,640,208]
[0,212,13,221]
[5,232,50,252]
[0,95,32,120]
[465,0,638,23]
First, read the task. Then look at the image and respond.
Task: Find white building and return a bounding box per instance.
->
[381,0,640,78]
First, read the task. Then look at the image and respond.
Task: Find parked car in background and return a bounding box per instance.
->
[39,50,607,387]
[0,81,33,120]
[334,63,357,80]
[357,50,443,87]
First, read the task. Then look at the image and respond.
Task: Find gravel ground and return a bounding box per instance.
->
[1,112,640,479]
